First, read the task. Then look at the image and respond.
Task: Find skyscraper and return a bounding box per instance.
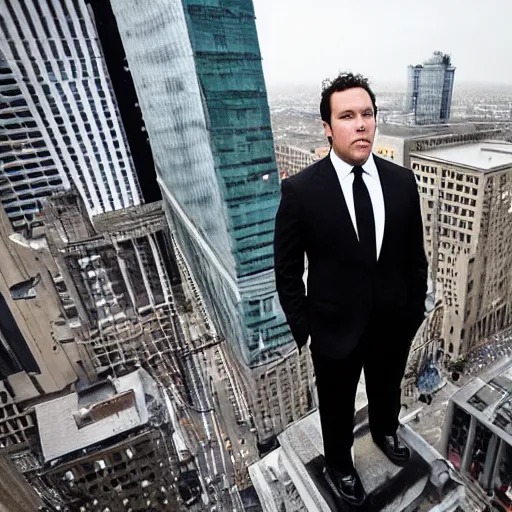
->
[406,52,456,125]
[110,0,315,440]
[0,0,142,219]
[110,0,292,366]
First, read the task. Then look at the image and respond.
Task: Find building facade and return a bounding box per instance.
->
[85,0,161,204]
[274,144,316,179]
[406,52,456,125]
[410,141,512,358]
[0,0,142,219]
[0,51,67,237]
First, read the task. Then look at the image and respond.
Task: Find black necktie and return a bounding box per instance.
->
[352,166,376,264]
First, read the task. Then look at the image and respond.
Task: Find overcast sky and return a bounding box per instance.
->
[253,0,512,90]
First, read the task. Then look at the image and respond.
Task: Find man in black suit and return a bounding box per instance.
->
[274,73,428,506]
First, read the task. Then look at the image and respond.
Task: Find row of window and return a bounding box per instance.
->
[438,215,474,230]
[440,228,472,244]
[440,203,476,217]
[413,162,481,184]
[441,181,478,195]
[416,176,479,199]
[440,192,477,206]
[441,169,480,184]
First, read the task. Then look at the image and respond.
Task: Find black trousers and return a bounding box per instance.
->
[311,319,413,472]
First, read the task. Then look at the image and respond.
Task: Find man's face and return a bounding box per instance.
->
[323,87,376,166]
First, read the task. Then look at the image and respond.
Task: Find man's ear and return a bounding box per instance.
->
[323,121,333,146]
[322,120,332,138]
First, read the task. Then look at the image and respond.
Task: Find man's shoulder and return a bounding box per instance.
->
[285,156,330,189]
[374,155,415,183]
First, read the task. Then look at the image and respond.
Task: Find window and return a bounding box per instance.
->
[447,405,471,470]
[214,34,227,46]
[262,297,273,314]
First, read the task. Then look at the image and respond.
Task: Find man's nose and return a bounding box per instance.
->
[357,115,372,131]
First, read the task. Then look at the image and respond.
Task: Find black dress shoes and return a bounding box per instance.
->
[324,464,366,506]
[373,433,410,466]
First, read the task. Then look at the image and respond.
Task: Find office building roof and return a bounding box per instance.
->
[377,123,455,139]
[35,368,161,462]
[411,141,512,171]
[250,370,475,512]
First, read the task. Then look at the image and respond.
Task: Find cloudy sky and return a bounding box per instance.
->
[253,0,512,90]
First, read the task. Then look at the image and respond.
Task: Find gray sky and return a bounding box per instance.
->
[253,0,512,89]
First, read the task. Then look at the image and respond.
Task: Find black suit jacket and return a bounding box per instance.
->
[274,154,428,359]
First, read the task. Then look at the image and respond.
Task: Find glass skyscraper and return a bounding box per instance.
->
[406,52,456,125]
[110,0,293,368]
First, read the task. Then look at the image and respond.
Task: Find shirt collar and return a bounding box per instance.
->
[329,149,378,180]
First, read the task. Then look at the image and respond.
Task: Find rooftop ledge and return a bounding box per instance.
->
[250,397,487,511]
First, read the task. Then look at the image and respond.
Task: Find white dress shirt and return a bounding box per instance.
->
[330,150,385,259]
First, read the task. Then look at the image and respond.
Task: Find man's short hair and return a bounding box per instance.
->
[320,72,378,125]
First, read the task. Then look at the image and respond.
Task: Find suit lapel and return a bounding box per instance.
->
[317,156,363,258]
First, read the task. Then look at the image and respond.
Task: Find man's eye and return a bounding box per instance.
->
[341,114,351,119]
[364,112,373,117]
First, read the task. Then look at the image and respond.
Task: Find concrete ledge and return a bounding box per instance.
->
[278,410,432,511]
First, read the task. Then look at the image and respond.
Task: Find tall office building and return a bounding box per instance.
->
[110,0,315,440]
[439,357,512,512]
[110,1,292,367]
[0,0,142,220]
[406,52,456,125]
[410,141,512,359]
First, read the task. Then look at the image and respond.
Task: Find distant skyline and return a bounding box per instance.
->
[253,0,512,91]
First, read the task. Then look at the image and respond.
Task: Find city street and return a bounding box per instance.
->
[169,237,251,510]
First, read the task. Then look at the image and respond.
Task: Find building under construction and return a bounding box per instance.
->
[42,194,189,394]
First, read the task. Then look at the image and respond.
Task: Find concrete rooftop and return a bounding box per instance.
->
[35,368,159,462]
[250,370,476,511]
[411,141,512,171]
[377,124,456,139]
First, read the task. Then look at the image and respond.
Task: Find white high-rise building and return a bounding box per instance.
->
[0,0,142,221]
